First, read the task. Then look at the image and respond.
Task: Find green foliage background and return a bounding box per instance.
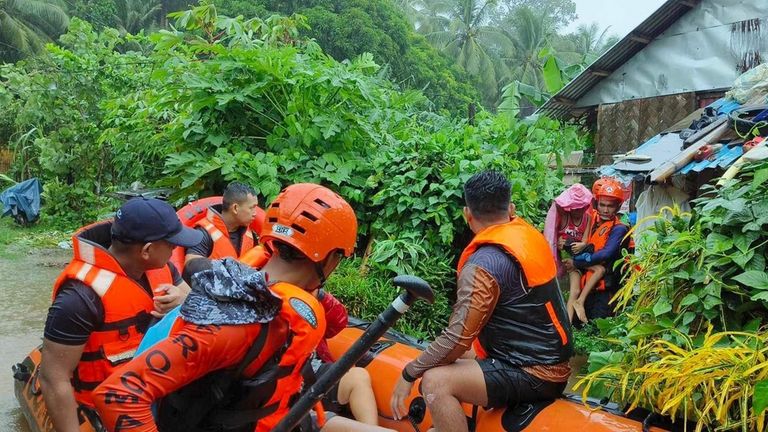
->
[0,4,584,337]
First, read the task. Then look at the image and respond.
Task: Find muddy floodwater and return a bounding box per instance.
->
[0,246,69,432]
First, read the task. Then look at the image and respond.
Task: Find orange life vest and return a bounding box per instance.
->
[155,281,326,432]
[458,217,557,286]
[51,221,172,407]
[240,245,271,269]
[457,218,571,365]
[252,281,327,432]
[194,207,255,260]
[580,215,625,292]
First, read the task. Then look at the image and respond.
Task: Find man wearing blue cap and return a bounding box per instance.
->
[39,198,203,432]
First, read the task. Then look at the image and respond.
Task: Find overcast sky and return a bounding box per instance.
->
[565,0,668,37]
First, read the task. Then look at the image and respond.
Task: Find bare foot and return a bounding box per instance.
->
[574,300,588,323]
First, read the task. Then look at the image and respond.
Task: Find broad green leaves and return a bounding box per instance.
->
[98,4,580,262]
[734,271,768,290]
[755,380,768,415]
[1,4,582,279]
[585,162,768,428]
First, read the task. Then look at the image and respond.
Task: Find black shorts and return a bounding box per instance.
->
[478,358,567,408]
[584,289,614,321]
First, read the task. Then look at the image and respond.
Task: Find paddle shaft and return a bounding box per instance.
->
[272,290,419,432]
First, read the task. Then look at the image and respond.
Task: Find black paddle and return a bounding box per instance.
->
[273,275,435,432]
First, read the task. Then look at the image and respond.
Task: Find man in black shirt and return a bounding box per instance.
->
[40,198,202,432]
[185,182,260,263]
[44,262,184,345]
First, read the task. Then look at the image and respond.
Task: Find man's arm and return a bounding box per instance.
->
[40,283,102,432]
[39,339,85,432]
[151,263,192,317]
[574,224,629,269]
[403,263,499,381]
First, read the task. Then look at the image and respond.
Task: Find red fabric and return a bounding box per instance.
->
[316,291,348,363]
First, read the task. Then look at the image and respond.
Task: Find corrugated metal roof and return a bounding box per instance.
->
[678,144,744,174]
[537,0,697,120]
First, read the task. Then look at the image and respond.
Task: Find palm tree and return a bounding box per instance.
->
[0,0,69,62]
[113,0,162,35]
[419,0,513,103]
[499,6,552,90]
[396,0,449,34]
[569,23,616,64]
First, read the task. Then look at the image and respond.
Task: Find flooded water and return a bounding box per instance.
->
[0,246,69,432]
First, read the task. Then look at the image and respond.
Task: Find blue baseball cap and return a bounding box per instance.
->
[111,198,203,247]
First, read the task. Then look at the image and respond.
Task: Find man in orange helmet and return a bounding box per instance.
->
[93,184,391,432]
[564,178,630,321]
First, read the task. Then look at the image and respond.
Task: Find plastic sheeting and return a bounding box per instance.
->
[578,0,768,107]
[726,63,768,103]
[634,185,692,247]
[0,178,43,223]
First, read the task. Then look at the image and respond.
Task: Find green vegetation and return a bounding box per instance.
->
[400,0,617,108]
[250,0,479,115]
[0,0,69,62]
[0,218,68,259]
[1,0,618,113]
[326,258,452,340]
[577,162,768,431]
[0,3,584,337]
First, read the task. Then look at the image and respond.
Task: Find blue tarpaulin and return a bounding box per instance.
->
[1,178,43,224]
[677,145,744,175]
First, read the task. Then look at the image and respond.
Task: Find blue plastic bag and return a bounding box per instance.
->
[136,306,181,355]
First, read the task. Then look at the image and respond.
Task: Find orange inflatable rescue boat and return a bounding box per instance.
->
[13,320,672,432]
[326,319,671,432]
[13,346,105,432]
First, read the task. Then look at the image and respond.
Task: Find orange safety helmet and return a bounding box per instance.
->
[595,178,624,203]
[261,183,357,262]
[591,177,609,196]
